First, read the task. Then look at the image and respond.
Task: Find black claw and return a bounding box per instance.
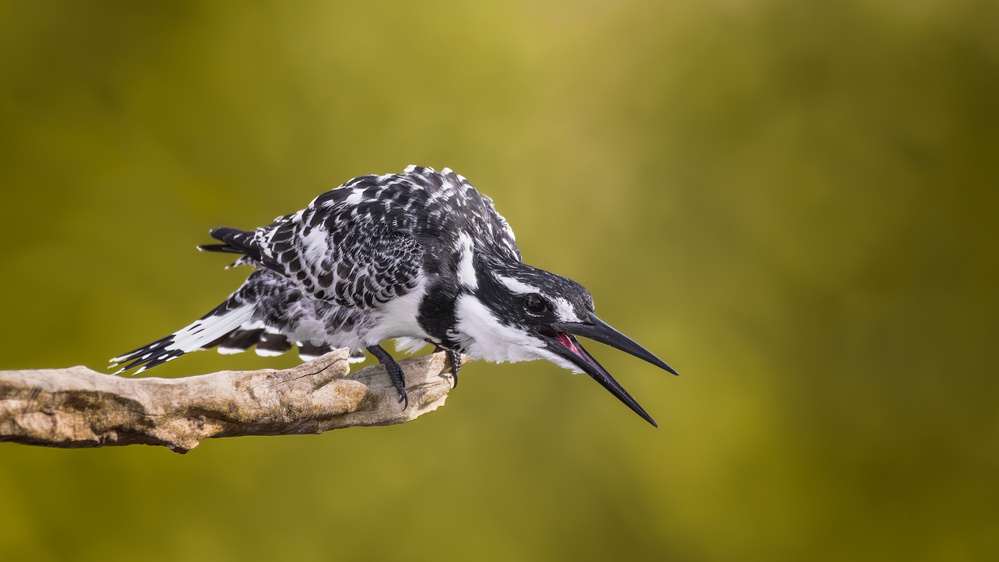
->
[433,345,461,389]
[366,344,408,408]
[445,348,461,388]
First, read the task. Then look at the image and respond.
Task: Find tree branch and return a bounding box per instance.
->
[0,349,459,454]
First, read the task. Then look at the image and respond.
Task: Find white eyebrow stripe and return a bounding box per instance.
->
[552,297,580,322]
[496,275,538,295]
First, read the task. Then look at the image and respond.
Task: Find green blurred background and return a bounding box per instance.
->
[1,1,996,560]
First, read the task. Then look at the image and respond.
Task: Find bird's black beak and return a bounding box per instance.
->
[539,312,678,427]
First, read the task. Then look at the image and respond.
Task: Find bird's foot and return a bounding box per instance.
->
[433,345,462,388]
[366,344,408,409]
[445,348,461,388]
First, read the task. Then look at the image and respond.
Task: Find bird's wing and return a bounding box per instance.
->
[253,210,425,309]
[400,165,522,263]
[204,165,516,309]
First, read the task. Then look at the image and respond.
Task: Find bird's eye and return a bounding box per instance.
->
[523,294,550,316]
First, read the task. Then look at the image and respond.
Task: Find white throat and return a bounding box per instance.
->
[453,294,544,364]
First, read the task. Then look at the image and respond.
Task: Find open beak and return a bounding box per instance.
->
[539,312,678,427]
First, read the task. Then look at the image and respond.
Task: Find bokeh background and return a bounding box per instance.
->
[1,1,996,560]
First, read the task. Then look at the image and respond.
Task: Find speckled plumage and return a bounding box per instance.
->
[112,165,519,372]
[112,165,676,425]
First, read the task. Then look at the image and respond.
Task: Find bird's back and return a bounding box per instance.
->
[113,165,521,371]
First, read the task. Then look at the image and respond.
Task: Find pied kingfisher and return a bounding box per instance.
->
[112,165,678,426]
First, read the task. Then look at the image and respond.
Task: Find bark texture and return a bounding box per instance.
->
[0,349,458,453]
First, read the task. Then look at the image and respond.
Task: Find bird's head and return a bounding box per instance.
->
[452,258,677,426]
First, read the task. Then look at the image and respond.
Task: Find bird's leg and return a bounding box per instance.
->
[366,344,408,408]
[433,345,461,388]
[446,349,461,388]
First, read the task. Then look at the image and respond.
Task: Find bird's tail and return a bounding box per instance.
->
[111,277,338,373]
[110,295,257,374]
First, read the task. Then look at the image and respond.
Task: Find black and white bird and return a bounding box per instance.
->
[111,165,677,426]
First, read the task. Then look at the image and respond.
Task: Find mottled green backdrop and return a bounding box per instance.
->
[1,1,996,560]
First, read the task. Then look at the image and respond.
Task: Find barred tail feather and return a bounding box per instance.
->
[111,301,255,374]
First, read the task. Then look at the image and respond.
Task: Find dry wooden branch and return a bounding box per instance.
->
[0,349,459,453]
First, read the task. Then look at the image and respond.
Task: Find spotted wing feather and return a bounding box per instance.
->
[113,165,520,371]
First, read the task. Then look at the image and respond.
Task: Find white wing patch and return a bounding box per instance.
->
[344,189,365,206]
[457,233,478,289]
[301,226,329,265]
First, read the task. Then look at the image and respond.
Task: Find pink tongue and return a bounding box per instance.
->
[554,332,585,357]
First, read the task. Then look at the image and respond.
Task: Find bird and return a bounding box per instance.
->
[111,165,678,426]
